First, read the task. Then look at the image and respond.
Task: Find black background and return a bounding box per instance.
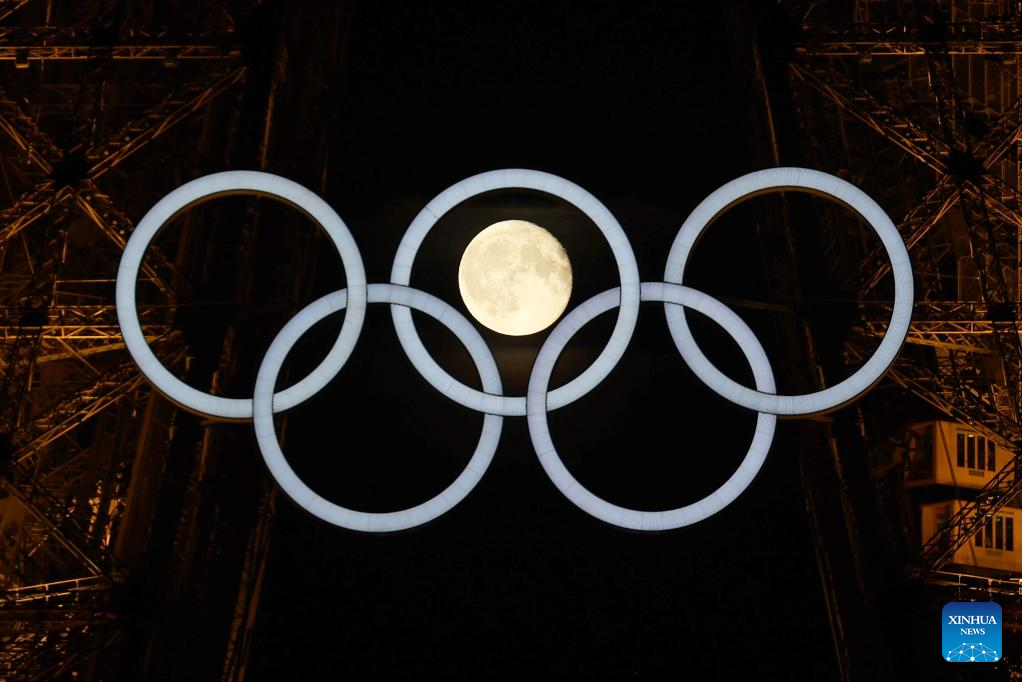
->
[242,2,840,680]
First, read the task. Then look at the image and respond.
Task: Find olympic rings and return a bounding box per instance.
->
[664,168,912,415]
[390,169,641,417]
[116,167,912,532]
[116,171,368,421]
[253,284,503,532]
[527,282,776,531]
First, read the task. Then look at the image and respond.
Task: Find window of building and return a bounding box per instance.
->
[976,515,984,547]
[967,435,976,469]
[1007,517,1015,552]
[986,516,994,548]
[978,438,986,470]
[996,516,1004,549]
[988,441,996,471]
[958,433,965,467]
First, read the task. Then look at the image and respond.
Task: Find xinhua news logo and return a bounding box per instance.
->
[943,602,1002,662]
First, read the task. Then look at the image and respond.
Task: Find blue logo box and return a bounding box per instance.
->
[943,602,1002,662]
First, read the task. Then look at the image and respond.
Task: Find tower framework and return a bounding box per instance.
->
[0,1,313,678]
[788,0,1022,630]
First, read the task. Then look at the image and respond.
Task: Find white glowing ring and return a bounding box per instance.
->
[253,283,503,532]
[390,169,641,417]
[663,167,912,416]
[116,171,368,421]
[527,282,777,531]
[116,166,912,533]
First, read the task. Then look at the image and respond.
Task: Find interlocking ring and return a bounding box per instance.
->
[253,284,503,532]
[116,171,368,421]
[390,169,640,416]
[663,167,913,415]
[116,168,913,532]
[527,282,777,531]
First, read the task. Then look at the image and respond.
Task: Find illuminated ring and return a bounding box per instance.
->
[390,169,641,417]
[116,171,368,421]
[527,282,777,531]
[253,283,503,532]
[663,167,912,416]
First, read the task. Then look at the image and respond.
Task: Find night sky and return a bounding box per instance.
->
[243,2,839,679]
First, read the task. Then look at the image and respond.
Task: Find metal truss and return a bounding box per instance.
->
[792,0,1022,579]
[0,63,248,299]
[802,21,1022,57]
[926,567,1022,617]
[0,303,173,363]
[861,301,1011,353]
[0,1,246,677]
[219,485,276,682]
[791,61,1022,299]
[0,28,241,62]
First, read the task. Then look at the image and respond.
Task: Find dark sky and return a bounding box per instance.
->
[246,2,839,680]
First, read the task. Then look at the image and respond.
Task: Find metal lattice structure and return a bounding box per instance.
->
[0,2,253,678]
[791,0,1022,581]
[16,0,1022,676]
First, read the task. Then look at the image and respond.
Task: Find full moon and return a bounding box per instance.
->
[458,220,573,336]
